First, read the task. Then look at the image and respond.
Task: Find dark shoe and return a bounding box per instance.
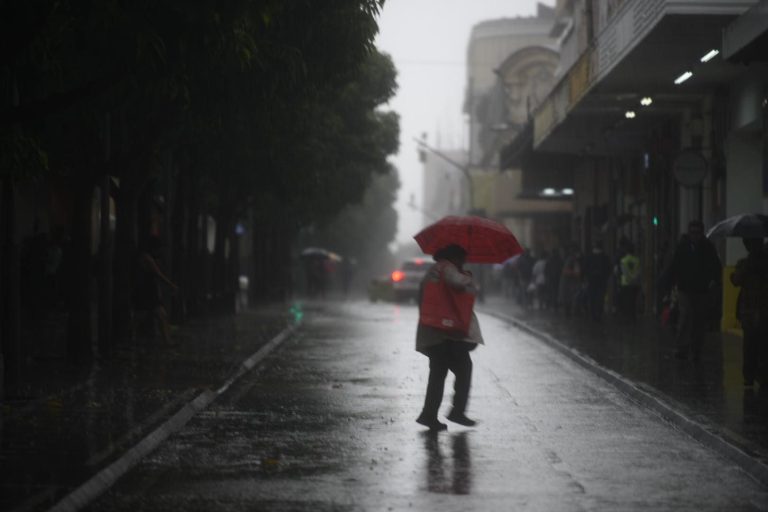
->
[673,350,688,360]
[745,379,755,388]
[416,414,447,431]
[446,411,477,427]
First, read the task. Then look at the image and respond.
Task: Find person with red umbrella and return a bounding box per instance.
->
[413,216,523,431]
[415,244,481,431]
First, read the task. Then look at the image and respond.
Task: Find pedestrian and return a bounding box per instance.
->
[516,249,534,308]
[730,238,768,386]
[502,258,517,298]
[415,244,483,431]
[617,241,641,320]
[133,235,178,345]
[340,256,356,297]
[558,243,582,316]
[532,252,548,309]
[663,220,722,361]
[583,241,612,322]
[545,248,563,310]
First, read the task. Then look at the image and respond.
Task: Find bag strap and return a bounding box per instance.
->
[437,263,471,330]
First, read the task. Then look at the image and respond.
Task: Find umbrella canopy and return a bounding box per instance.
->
[300,247,342,261]
[414,215,524,264]
[301,247,330,258]
[706,214,768,239]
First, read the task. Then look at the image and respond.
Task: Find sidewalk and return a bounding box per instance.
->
[0,304,294,512]
[481,294,768,470]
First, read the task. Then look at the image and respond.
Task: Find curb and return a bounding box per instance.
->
[483,309,768,488]
[47,323,299,512]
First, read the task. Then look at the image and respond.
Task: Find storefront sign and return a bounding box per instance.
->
[672,150,708,187]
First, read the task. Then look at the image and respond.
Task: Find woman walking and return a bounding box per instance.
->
[415,244,483,431]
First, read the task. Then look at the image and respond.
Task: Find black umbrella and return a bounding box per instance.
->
[706,213,768,239]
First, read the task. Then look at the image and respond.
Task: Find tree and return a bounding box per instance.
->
[302,163,401,271]
[0,0,397,383]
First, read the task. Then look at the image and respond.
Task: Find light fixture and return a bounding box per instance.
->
[542,188,557,196]
[700,49,719,63]
[674,71,693,85]
[640,97,653,106]
[561,188,574,196]
[625,110,636,119]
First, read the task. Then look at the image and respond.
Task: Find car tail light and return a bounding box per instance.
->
[391,270,405,282]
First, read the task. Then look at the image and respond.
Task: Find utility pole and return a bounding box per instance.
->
[407,194,439,222]
[413,136,479,215]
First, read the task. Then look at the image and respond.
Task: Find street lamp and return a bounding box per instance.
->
[414,136,477,215]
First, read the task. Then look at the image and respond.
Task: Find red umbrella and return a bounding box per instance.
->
[414,215,524,264]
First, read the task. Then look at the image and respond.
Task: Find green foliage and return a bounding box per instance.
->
[299,163,400,267]
[0,129,48,178]
[2,0,398,247]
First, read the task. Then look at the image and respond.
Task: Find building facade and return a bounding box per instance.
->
[519,0,766,322]
[463,3,573,252]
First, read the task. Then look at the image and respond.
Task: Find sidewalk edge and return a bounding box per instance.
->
[483,309,768,488]
[46,323,299,512]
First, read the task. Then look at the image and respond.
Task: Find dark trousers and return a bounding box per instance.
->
[675,291,710,359]
[420,341,473,420]
[588,283,607,322]
[618,285,640,320]
[743,324,768,383]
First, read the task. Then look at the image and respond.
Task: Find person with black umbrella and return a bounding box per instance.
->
[731,238,768,386]
[663,220,722,361]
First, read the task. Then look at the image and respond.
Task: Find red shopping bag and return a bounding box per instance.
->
[419,277,475,337]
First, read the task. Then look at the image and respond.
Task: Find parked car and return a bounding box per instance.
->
[368,258,430,303]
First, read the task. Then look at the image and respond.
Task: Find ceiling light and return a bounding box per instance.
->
[561,188,574,196]
[640,97,653,106]
[625,110,636,119]
[674,71,693,85]
[542,188,557,196]
[700,49,719,63]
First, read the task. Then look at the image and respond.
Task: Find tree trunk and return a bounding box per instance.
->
[112,176,139,342]
[251,212,293,303]
[66,178,94,364]
[98,173,113,355]
[1,177,22,397]
[99,113,114,353]
[170,165,187,323]
[185,176,202,316]
[213,204,235,314]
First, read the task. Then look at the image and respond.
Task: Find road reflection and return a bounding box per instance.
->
[422,431,472,495]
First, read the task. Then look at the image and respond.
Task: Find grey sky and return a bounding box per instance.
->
[375,0,553,245]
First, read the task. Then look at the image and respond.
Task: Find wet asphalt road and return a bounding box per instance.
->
[91,300,768,511]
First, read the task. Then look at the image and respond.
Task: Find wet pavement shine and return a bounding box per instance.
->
[91,301,768,511]
[0,306,290,512]
[481,296,768,466]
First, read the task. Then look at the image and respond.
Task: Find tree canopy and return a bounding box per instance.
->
[2,0,399,234]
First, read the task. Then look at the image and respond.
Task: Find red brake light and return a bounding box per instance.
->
[414,258,424,265]
[391,270,405,282]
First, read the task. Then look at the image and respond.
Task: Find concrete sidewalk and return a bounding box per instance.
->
[480,294,768,476]
[0,304,296,512]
